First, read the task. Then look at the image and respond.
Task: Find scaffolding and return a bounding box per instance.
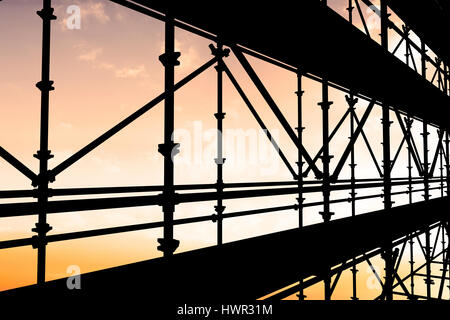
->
[0,0,449,300]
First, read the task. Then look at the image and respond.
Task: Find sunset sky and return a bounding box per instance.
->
[0,0,446,299]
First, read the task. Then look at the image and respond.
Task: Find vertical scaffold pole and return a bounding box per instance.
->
[444,64,450,301]
[157,11,180,258]
[445,64,449,96]
[444,219,450,299]
[347,0,354,25]
[319,77,333,300]
[446,130,450,198]
[381,102,393,301]
[440,132,444,198]
[444,63,449,96]
[380,0,389,50]
[406,115,415,298]
[421,39,433,299]
[425,222,433,299]
[349,92,358,300]
[437,59,443,91]
[380,0,394,301]
[441,221,446,267]
[406,117,413,204]
[403,25,410,67]
[33,0,56,286]
[409,236,415,297]
[211,41,228,246]
[347,0,358,300]
[319,78,333,224]
[296,70,305,300]
[448,221,450,299]
[296,71,305,230]
[447,129,450,300]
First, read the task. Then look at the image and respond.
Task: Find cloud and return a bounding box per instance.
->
[91,155,121,174]
[78,48,103,62]
[59,122,74,129]
[56,1,111,32]
[115,65,148,78]
[159,38,201,70]
[73,40,88,49]
[75,44,149,79]
[115,12,125,22]
[97,62,115,71]
[83,2,110,24]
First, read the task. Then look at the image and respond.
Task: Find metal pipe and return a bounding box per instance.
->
[157,12,180,257]
[33,0,56,286]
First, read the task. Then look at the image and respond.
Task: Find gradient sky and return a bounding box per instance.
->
[0,0,446,299]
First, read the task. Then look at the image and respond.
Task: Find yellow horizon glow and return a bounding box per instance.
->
[0,0,446,299]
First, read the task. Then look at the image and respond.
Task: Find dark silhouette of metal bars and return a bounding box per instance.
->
[0,0,449,300]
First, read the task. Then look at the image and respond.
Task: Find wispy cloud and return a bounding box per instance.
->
[75,44,149,79]
[115,12,125,22]
[159,38,201,70]
[83,2,110,24]
[115,65,147,78]
[59,122,74,129]
[98,62,115,71]
[92,155,121,174]
[57,1,111,31]
[78,48,103,62]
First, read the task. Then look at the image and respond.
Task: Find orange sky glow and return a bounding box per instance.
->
[0,0,446,300]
